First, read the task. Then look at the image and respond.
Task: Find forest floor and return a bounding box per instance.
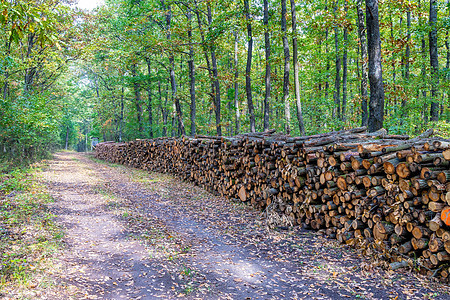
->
[3,151,450,299]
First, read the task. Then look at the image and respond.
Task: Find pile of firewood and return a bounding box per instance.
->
[94,127,450,281]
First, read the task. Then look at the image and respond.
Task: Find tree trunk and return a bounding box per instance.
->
[234,30,240,135]
[447,0,450,74]
[366,0,385,132]
[171,105,176,137]
[419,0,428,124]
[164,3,185,136]
[429,0,439,122]
[147,90,153,139]
[161,80,168,136]
[342,2,348,124]
[402,10,411,117]
[193,0,216,133]
[207,4,222,136]
[187,8,196,136]
[357,0,368,127]
[85,126,88,152]
[281,0,291,134]
[446,0,450,117]
[389,13,396,110]
[244,0,256,133]
[119,86,124,142]
[325,28,330,102]
[171,66,185,137]
[333,1,341,122]
[24,33,36,94]
[2,40,11,100]
[65,126,69,150]
[291,0,305,135]
[263,0,271,131]
[275,67,280,129]
[146,58,154,139]
[131,63,144,136]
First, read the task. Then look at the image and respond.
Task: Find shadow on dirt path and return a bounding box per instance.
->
[38,152,449,299]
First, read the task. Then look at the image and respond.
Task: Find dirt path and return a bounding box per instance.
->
[38,152,448,299]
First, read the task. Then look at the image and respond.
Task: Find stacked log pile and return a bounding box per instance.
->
[94,127,450,281]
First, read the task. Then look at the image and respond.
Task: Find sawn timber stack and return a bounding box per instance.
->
[94,127,450,281]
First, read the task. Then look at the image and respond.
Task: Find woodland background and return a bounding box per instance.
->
[0,0,449,165]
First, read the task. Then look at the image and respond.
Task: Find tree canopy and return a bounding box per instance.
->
[1,0,449,164]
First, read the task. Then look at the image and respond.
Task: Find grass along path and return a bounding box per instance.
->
[0,164,65,298]
[2,151,449,299]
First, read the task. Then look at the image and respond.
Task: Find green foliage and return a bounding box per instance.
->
[0,167,63,289]
[433,120,450,139]
[0,0,81,166]
[2,0,448,162]
[0,168,31,194]
[0,92,61,163]
[78,0,448,140]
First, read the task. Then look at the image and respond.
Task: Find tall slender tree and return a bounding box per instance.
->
[429,0,439,122]
[192,0,216,133]
[402,8,411,117]
[291,0,305,135]
[145,58,154,138]
[207,3,222,135]
[263,0,271,131]
[419,0,428,124]
[333,1,341,122]
[162,1,185,135]
[446,0,450,116]
[234,30,240,134]
[357,0,368,127]
[244,0,255,132]
[366,0,385,132]
[131,63,144,136]
[342,2,348,124]
[187,7,196,136]
[281,0,291,134]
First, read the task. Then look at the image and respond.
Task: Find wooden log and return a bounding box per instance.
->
[445,241,450,254]
[336,176,347,191]
[442,149,450,160]
[95,130,450,279]
[429,213,443,232]
[432,140,450,150]
[429,201,446,212]
[396,162,411,179]
[383,158,403,175]
[415,152,444,164]
[368,186,385,198]
[437,171,450,184]
[373,221,394,241]
[429,238,444,253]
[390,260,409,270]
[430,254,440,266]
[238,186,247,202]
[412,226,431,239]
[411,237,428,250]
[398,241,412,254]
[437,251,450,262]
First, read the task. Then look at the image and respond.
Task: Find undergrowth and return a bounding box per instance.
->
[0,164,63,296]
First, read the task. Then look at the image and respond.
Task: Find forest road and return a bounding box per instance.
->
[38,152,448,300]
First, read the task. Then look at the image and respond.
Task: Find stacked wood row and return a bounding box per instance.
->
[94,127,450,281]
